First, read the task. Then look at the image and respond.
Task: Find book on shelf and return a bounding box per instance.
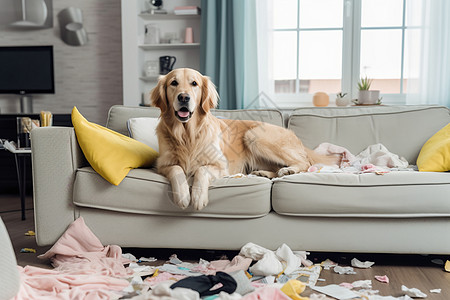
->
[174,6,201,15]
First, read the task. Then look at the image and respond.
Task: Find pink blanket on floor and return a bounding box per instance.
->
[13,217,132,299]
[38,216,132,277]
[13,265,129,300]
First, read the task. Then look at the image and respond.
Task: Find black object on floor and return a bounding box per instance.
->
[170,271,237,297]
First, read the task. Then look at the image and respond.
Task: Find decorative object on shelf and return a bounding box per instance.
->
[40,111,53,127]
[357,76,381,105]
[144,24,160,44]
[335,92,350,106]
[17,117,38,148]
[159,56,176,75]
[144,60,159,77]
[8,0,53,28]
[174,6,201,15]
[57,7,88,46]
[148,0,167,14]
[312,92,329,107]
[184,27,194,43]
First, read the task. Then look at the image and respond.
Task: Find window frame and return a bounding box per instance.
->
[271,0,409,107]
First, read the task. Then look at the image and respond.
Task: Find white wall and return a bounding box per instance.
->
[0,0,122,124]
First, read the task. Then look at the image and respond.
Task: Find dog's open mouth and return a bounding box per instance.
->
[175,107,193,122]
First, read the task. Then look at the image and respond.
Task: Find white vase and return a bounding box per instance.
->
[336,96,350,106]
[358,90,380,104]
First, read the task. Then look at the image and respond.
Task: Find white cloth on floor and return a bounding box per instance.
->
[275,244,301,276]
[249,251,283,277]
[239,243,283,276]
[239,243,307,277]
[130,282,200,300]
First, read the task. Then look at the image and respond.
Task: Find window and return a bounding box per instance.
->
[270,0,411,106]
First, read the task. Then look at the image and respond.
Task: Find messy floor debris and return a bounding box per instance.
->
[13,217,447,300]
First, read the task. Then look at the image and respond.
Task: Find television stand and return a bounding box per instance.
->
[19,94,33,113]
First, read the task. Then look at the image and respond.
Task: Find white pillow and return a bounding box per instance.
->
[127,117,160,152]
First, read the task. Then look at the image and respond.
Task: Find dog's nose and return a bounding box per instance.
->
[177,93,190,103]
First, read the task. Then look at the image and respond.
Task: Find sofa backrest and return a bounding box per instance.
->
[288,105,450,164]
[106,106,161,135]
[106,105,284,135]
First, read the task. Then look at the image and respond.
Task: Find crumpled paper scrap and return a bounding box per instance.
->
[352,280,372,289]
[139,256,157,262]
[375,275,389,283]
[334,266,356,275]
[430,288,441,293]
[339,280,372,290]
[320,259,338,270]
[401,285,427,298]
[169,254,183,265]
[351,258,375,268]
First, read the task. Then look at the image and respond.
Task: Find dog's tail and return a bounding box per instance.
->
[306,148,341,166]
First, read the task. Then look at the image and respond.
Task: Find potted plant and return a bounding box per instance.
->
[356,76,380,105]
[335,92,350,106]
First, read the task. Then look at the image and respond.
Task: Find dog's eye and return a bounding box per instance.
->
[170,80,178,86]
[192,81,198,86]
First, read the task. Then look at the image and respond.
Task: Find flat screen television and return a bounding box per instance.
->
[0,45,55,94]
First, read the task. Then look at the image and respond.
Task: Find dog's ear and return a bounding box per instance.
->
[201,75,219,113]
[150,75,168,113]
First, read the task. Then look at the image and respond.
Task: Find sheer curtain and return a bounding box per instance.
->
[405,0,450,107]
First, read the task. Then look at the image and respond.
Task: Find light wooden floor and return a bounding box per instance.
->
[1,194,450,299]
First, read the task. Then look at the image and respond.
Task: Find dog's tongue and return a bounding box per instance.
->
[177,110,190,118]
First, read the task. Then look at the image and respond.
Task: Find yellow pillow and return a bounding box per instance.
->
[417,123,450,172]
[72,107,159,185]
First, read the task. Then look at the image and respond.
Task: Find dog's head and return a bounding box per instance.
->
[150,68,219,123]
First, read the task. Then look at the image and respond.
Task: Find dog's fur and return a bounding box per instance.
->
[151,68,338,210]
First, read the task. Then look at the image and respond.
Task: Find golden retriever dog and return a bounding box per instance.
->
[151,68,338,210]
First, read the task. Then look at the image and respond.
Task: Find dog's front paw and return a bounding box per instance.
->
[191,186,209,211]
[170,182,190,209]
[277,166,298,177]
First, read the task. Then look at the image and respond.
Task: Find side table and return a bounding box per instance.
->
[2,141,31,220]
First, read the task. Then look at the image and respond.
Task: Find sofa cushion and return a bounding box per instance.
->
[272,172,450,217]
[127,117,160,152]
[73,167,272,218]
[288,105,450,165]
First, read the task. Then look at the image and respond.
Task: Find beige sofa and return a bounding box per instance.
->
[0,217,20,299]
[31,105,450,254]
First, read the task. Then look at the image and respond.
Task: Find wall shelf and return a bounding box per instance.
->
[139,13,201,20]
[139,43,200,50]
[122,0,201,107]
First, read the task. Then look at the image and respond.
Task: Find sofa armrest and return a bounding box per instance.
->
[0,217,20,299]
[31,127,87,246]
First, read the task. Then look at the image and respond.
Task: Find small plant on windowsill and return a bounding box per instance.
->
[354,76,381,105]
[336,92,350,106]
[357,76,372,91]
